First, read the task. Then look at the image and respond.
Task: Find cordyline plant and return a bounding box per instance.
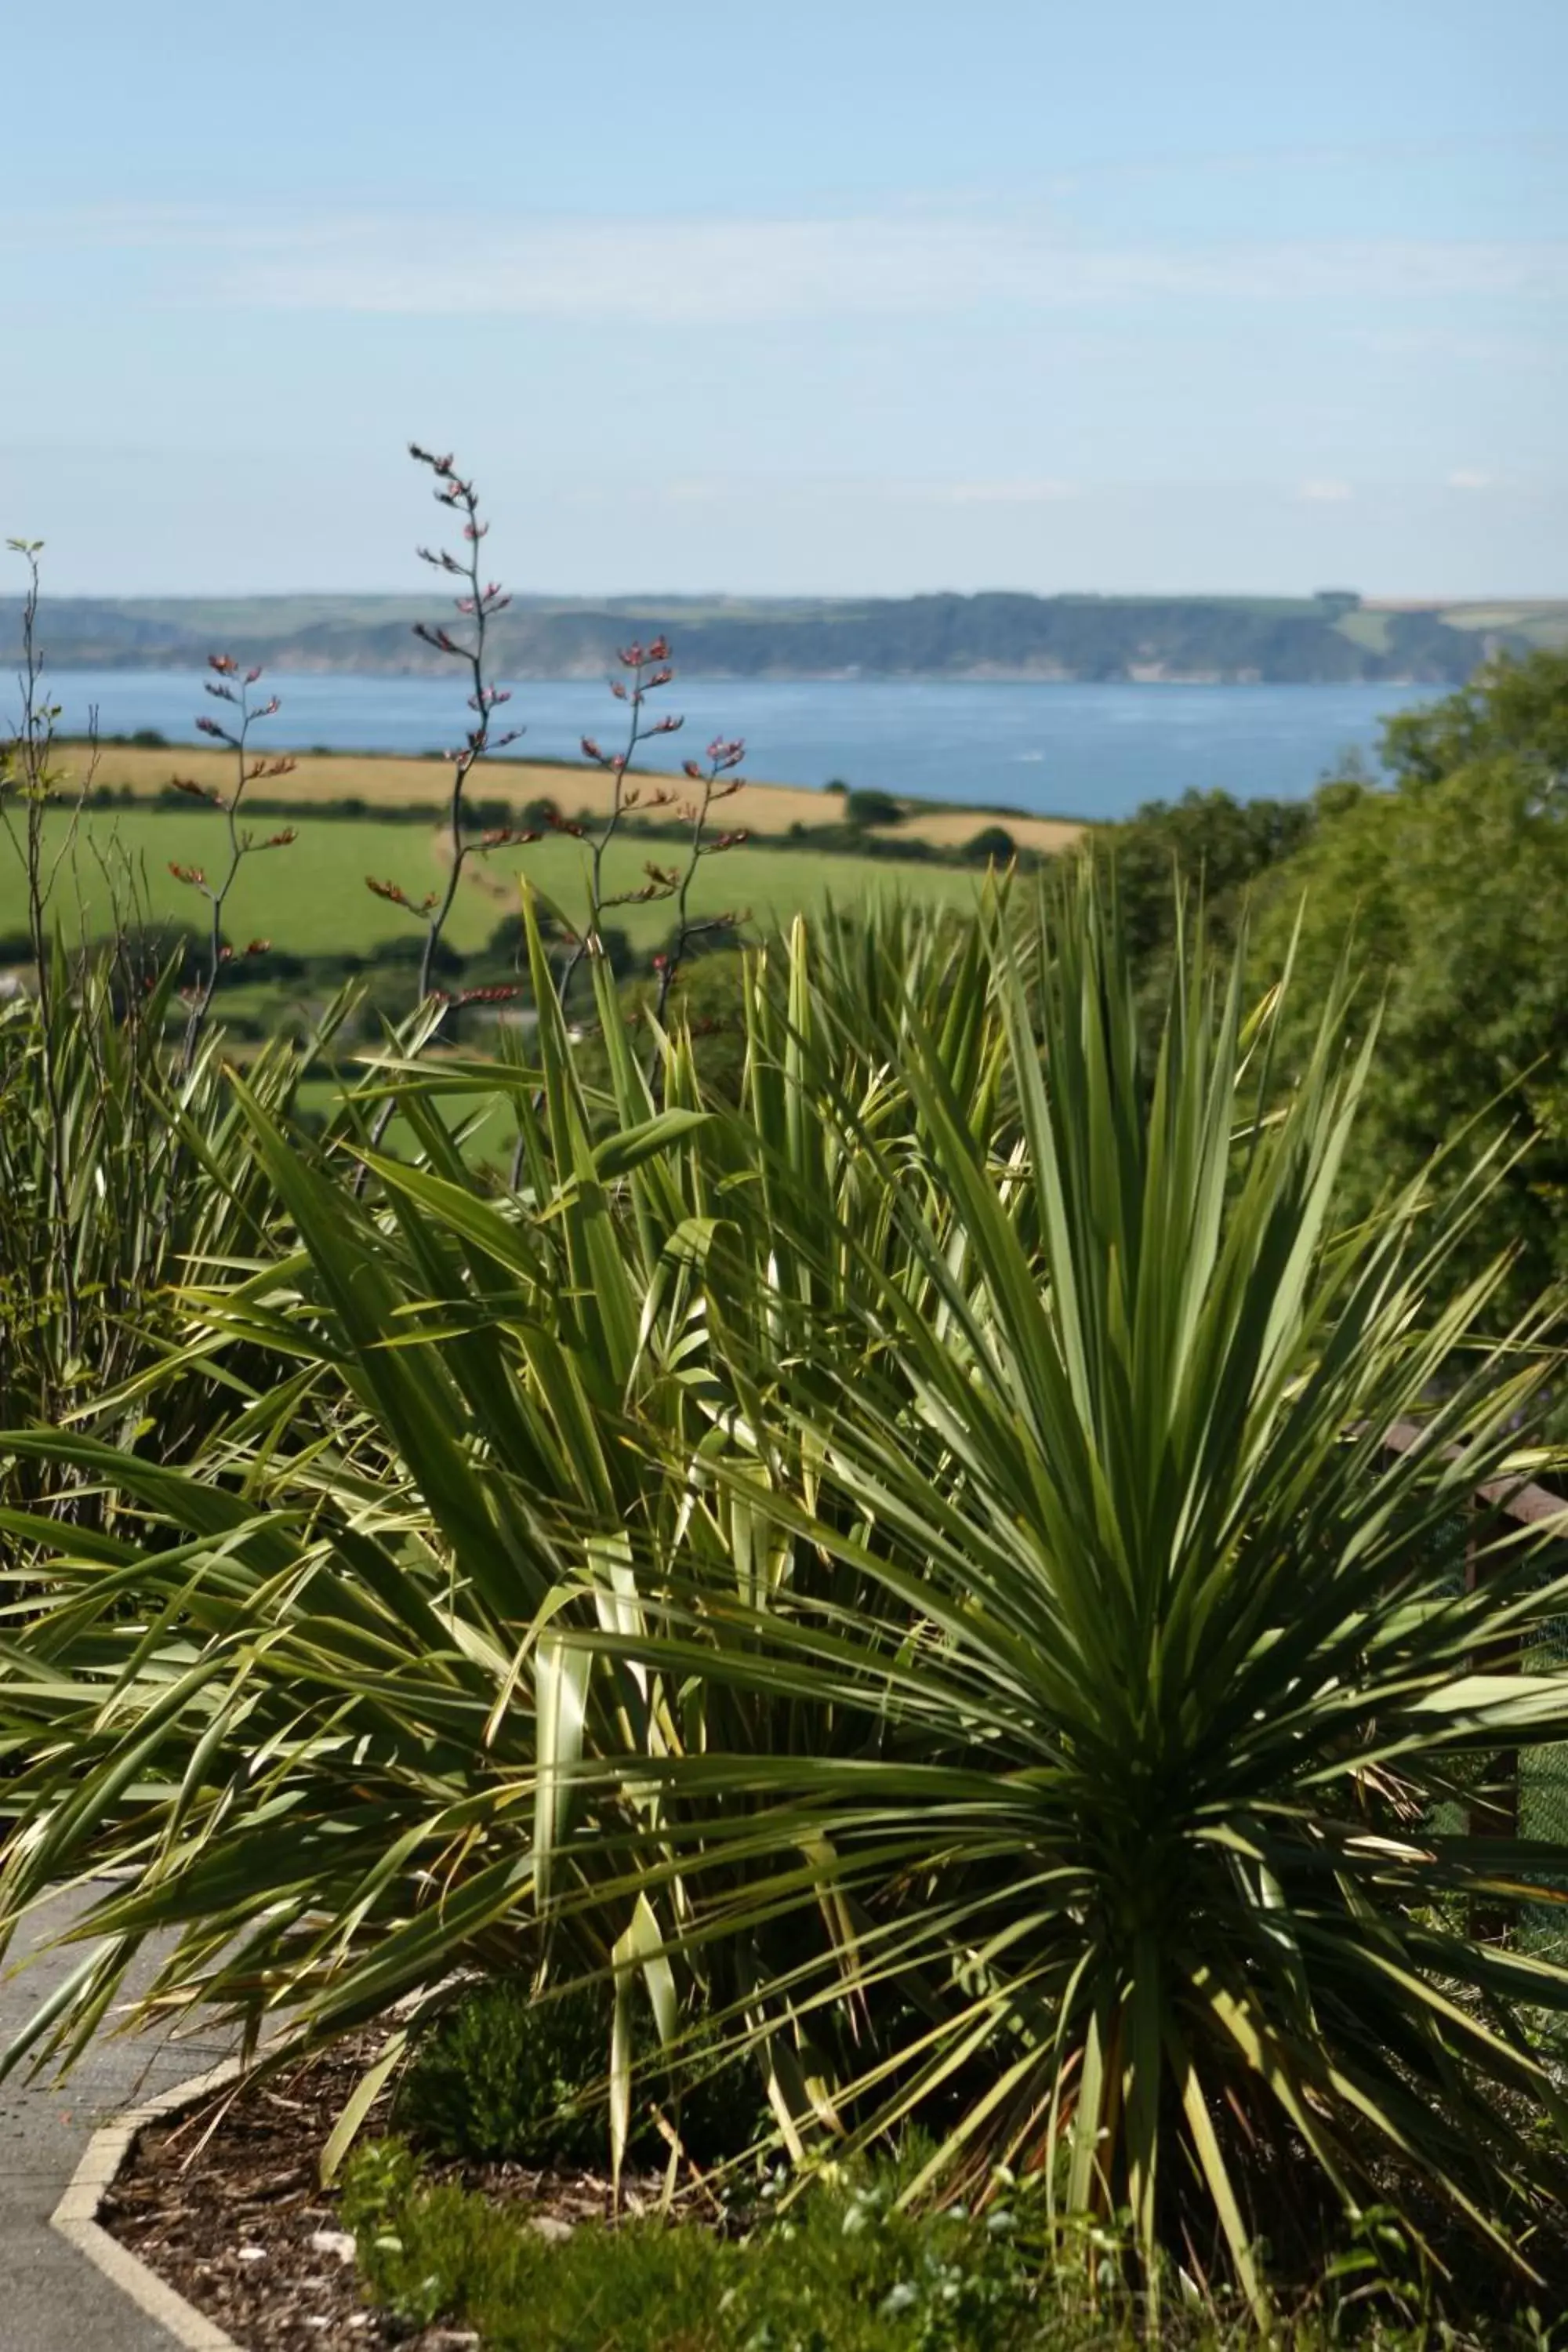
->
[1,877,1566,2325]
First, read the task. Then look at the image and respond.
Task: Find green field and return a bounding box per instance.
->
[1330,609,1394,653]
[293,1074,520,1160]
[0,808,985,960]
[1436,601,1568,648]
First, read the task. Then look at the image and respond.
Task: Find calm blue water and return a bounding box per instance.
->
[49,670,1432,822]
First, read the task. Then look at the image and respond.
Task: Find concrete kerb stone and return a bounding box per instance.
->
[50,2056,248,2352]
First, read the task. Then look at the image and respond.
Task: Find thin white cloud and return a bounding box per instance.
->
[658,475,1086,508]
[1350,326,1544,362]
[1297,479,1354,504]
[909,479,1080,506]
[247,226,1568,319]
[10,205,1568,322]
[661,479,729,506]
[646,475,1080,509]
[1446,468,1495,491]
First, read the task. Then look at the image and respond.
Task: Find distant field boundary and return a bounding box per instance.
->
[50,742,1089,858]
[0,807,1044,964]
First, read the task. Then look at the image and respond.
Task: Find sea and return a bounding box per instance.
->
[45,671,1435,823]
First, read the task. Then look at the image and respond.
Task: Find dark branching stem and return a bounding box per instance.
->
[554,664,747,1022]
[380,452,751,1178]
[530,684,746,1128]
[175,660,296,1076]
[654,736,747,1028]
[409,452,522,1000]
[365,446,524,1152]
[555,639,688,1007]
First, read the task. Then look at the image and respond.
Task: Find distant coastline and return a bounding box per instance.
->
[6,591,1565,687]
[20,673,1443,819]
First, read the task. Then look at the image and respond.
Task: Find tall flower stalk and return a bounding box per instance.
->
[172,657,296,1072]
[369,445,528,1007]
[652,732,748,1025]
[554,636,688,1004]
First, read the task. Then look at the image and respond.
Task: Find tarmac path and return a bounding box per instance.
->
[0,1887,234,2352]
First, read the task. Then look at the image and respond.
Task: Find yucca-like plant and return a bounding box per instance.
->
[0,880,1564,2318]
[572,877,1568,2310]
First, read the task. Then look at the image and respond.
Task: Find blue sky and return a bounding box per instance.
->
[5,0,1565,597]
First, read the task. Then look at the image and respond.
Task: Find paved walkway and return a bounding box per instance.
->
[0,1888,234,2351]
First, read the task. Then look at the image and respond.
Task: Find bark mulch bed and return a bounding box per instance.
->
[102,2037,672,2351]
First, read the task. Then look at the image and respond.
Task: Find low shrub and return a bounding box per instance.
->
[340,2140,1555,2351]
[343,2140,1051,2352]
[396,1977,768,2169]
[396,1980,613,2164]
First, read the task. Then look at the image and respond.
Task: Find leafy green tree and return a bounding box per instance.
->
[1257,652,1568,1319]
[1091,789,1316,1035]
[962,822,1017,865]
[1377,647,1568,789]
[843,786,905,829]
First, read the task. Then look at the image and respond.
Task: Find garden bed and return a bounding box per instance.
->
[100,2040,671,2351]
